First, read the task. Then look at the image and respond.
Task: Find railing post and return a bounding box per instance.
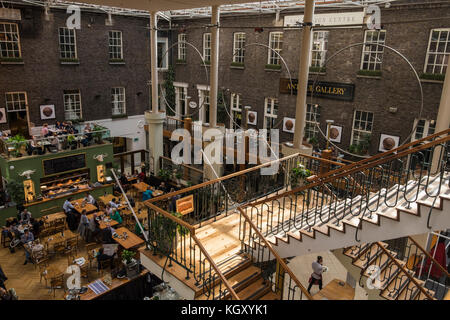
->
[131,153,135,176]
[275,259,286,299]
[183,117,193,181]
[320,149,332,174]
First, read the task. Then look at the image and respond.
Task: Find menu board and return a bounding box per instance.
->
[43,153,86,176]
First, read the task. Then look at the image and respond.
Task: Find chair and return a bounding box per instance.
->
[65,236,78,253]
[37,258,50,286]
[52,240,66,257]
[97,259,112,276]
[85,243,100,269]
[49,274,65,297]
[1,228,11,248]
[32,247,48,269]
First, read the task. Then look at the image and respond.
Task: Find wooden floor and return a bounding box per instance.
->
[0,237,101,300]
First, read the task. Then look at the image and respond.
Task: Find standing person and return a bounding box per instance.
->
[88,213,101,242]
[77,210,89,241]
[168,188,180,213]
[41,123,50,137]
[307,256,324,293]
[138,169,146,182]
[20,229,34,265]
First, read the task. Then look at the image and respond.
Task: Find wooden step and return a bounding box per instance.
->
[380,270,411,300]
[237,276,271,300]
[397,279,421,300]
[196,264,263,300]
[260,291,281,300]
[353,243,384,269]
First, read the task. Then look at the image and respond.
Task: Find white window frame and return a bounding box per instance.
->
[233,32,246,64]
[63,90,82,120]
[305,104,320,139]
[109,30,123,60]
[5,92,27,112]
[263,97,278,130]
[178,33,186,61]
[310,31,329,68]
[360,30,386,71]
[111,87,126,115]
[203,33,211,63]
[0,22,21,59]
[412,119,436,142]
[230,93,242,129]
[268,32,283,65]
[157,37,169,70]
[197,84,210,124]
[59,27,77,59]
[174,82,188,119]
[424,28,449,75]
[351,110,374,145]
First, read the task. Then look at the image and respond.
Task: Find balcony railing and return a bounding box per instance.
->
[0,128,112,159]
[160,155,204,186]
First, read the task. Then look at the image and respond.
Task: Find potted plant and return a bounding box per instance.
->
[121,250,139,279]
[174,168,183,187]
[6,178,25,207]
[290,163,311,189]
[7,134,27,158]
[158,168,172,182]
[92,125,105,144]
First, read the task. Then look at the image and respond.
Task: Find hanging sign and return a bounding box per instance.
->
[176,194,194,216]
[0,8,21,21]
[279,78,355,101]
[284,11,364,28]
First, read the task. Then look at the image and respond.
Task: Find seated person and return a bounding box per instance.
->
[134,220,143,236]
[83,123,92,133]
[88,213,101,242]
[126,193,135,208]
[104,204,112,217]
[30,218,43,238]
[119,173,129,187]
[101,226,115,244]
[55,121,63,130]
[41,123,50,137]
[84,192,97,206]
[20,229,34,265]
[26,136,39,155]
[96,247,115,269]
[142,187,153,201]
[31,239,45,262]
[110,209,123,224]
[138,170,146,182]
[158,181,168,193]
[48,133,60,152]
[109,198,119,209]
[20,209,31,224]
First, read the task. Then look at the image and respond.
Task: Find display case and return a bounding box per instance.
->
[23,179,36,203]
[40,169,91,199]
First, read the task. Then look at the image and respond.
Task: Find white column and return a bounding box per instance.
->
[431,65,450,173]
[209,5,220,127]
[150,11,158,113]
[293,0,315,149]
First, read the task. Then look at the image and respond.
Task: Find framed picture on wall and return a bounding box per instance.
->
[247,111,257,126]
[327,125,343,143]
[283,117,295,133]
[378,134,400,152]
[40,105,56,120]
[0,108,7,124]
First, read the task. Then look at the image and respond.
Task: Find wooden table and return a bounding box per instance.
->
[99,194,122,205]
[43,212,66,224]
[42,229,76,248]
[87,213,119,230]
[78,270,148,300]
[312,279,355,300]
[72,198,97,214]
[132,182,150,193]
[113,227,144,250]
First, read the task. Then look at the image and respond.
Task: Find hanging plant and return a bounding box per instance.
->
[290,163,311,188]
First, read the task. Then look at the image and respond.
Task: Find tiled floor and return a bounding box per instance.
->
[288,250,368,300]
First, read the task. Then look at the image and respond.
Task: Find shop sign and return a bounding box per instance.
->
[279,78,355,101]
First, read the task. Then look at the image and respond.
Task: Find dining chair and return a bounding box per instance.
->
[53,240,66,257]
[37,258,50,286]
[49,274,65,297]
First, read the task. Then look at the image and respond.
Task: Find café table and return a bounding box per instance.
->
[72,198,97,214]
[99,194,127,209]
[87,213,119,230]
[43,212,67,224]
[112,227,144,250]
[42,229,76,249]
[132,182,150,193]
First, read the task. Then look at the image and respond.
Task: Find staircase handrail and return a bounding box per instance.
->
[375,242,434,300]
[247,132,450,208]
[146,202,240,300]
[311,128,450,182]
[238,207,314,300]
[407,236,450,279]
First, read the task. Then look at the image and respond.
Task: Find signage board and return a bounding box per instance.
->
[176,194,194,216]
[284,11,364,28]
[279,78,355,101]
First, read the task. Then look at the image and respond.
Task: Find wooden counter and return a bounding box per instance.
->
[78,270,149,300]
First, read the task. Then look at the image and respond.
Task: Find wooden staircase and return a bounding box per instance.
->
[241,173,450,259]
[338,242,436,300]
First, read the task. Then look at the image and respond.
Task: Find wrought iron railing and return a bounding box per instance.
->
[147,152,343,227]
[239,129,450,242]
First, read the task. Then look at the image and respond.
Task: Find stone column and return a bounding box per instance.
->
[209,5,220,128]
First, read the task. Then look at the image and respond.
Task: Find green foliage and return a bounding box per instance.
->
[357,69,382,77]
[0,57,23,63]
[265,64,281,70]
[349,134,371,155]
[92,124,105,143]
[217,91,228,125]
[230,61,244,68]
[67,134,75,143]
[308,135,319,146]
[151,211,190,255]
[176,59,186,64]
[290,164,311,188]
[121,250,136,264]
[6,178,25,205]
[309,66,326,73]
[71,118,84,125]
[164,65,176,117]
[7,134,27,157]
[158,168,172,181]
[109,58,125,63]
[420,73,445,81]
[60,58,79,63]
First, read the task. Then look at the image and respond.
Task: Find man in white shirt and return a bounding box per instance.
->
[84,192,96,206]
[307,256,324,293]
[63,197,75,214]
[109,198,119,209]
